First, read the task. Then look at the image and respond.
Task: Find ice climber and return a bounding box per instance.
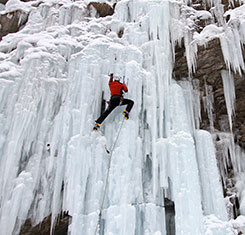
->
[93,73,134,131]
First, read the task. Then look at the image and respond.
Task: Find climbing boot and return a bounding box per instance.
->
[123,110,129,120]
[93,123,100,131]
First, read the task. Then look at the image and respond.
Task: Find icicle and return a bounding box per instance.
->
[215,132,240,185]
[221,70,235,132]
[192,79,201,129]
[235,145,245,173]
[202,79,215,131]
[220,27,245,75]
[178,79,201,132]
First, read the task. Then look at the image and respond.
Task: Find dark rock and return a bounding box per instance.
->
[0,0,8,4]
[118,27,124,38]
[0,10,28,40]
[165,198,175,235]
[88,2,114,18]
[20,213,70,235]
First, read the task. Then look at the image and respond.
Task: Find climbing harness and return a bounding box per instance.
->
[93,118,125,235]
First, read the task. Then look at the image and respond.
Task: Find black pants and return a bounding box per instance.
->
[96,95,134,124]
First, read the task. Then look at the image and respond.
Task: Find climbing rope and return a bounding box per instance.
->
[93,118,125,235]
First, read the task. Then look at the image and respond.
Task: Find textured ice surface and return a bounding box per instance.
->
[195,130,228,221]
[0,0,244,234]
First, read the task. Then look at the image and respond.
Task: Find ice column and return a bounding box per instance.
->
[221,70,235,131]
[163,82,205,235]
[202,80,215,131]
[195,130,228,221]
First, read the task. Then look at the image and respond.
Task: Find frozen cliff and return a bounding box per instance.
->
[0,0,245,234]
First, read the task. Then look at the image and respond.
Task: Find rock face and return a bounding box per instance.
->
[174,39,226,130]
[87,2,115,17]
[0,0,8,4]
[0,10,28,40]
[173,7,245,147]
[20,214,70,235]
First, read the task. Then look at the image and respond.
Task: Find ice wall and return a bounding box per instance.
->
[0,0,240,234]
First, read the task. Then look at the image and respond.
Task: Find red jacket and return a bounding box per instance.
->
[109,77,128,97]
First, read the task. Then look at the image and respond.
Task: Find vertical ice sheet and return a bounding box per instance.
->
[178,80,201,132]
[195,130,228,221]
[0,54,69,234]
[61,1,173,234]
[60,32,168,234]
[164,131,204,235]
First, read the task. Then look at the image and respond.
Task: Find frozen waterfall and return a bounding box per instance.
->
[0,0,243,234]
